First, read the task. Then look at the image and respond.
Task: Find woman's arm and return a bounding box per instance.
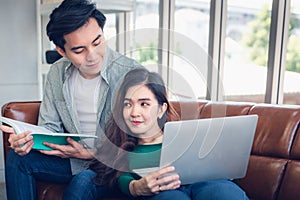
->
[118,172,136,196]
[122,166,181,197]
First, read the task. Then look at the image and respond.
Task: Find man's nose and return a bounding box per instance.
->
[86,47,97,61]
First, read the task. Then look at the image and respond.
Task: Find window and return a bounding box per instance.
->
[104,13,117,49]
[38,0,300,106]
[223,0,273,103]
[129,0,160,72]
[171,0,211,100]
[283,1,300,105]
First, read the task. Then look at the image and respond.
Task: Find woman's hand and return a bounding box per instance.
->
[130,166,181,196]
[39,137,95,159]
[0,125,34,156]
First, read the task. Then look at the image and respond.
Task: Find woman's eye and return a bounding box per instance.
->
[141,102,150,107]
[123,102,131,108]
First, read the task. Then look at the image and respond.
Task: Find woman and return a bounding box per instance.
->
[90,68,249,200]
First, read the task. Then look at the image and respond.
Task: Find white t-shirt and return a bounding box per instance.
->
[69,69,100,147]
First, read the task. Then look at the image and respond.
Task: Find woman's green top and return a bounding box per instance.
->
[117,143,162,196]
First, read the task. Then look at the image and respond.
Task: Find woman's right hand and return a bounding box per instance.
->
[0,125,34,156]
[129,166,181,197]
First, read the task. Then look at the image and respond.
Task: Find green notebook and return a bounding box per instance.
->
[29,132,97,150]
[0,116,98,150]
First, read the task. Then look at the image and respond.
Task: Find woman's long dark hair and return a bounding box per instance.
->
[90,68,179,187]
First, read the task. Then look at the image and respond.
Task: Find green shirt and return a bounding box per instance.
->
[117,143,162,196]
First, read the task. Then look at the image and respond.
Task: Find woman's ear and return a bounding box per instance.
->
[56,46,67,58]
[158,103,168,119]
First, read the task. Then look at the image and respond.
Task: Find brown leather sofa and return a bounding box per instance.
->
[2,100,300,200]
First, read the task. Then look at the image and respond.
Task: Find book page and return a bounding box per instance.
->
[30,132,97,138]
[0,116,51,134]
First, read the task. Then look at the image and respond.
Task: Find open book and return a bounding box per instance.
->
[0,116,98,150]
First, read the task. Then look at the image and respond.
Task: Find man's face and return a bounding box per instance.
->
[57,18,106,79]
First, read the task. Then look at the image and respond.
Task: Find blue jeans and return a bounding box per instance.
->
[5,150,121,200]
[63,169,127,200]
[141,180,248,200]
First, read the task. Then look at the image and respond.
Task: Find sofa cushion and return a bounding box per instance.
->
[277,161,300,200]
[249,104,300,158]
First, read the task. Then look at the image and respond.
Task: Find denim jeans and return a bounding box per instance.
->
[5,150,122,200]
[5,150,73,200]
[64,169,127,200]
[142,180,249,200]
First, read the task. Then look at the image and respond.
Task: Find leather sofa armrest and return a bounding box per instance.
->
[1,101,41,162]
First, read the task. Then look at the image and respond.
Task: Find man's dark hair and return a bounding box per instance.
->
[46,0,106,51]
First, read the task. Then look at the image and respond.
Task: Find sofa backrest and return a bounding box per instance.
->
[2,100,300,200]
[242,104,300,200]
[169,100,300,200]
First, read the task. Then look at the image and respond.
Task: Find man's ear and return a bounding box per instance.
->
[56,46,66,58]
[158,103,168,119]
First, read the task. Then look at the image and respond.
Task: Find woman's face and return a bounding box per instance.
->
[123,84,166,139]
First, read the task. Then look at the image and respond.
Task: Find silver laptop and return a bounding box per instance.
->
[132,114,258,185]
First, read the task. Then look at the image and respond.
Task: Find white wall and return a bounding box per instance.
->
[0,0,40,182]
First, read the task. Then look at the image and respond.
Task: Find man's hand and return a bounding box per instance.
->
[0,125,34,156]
[40,137,95,159]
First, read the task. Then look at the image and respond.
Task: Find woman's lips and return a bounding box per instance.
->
[131,121,142,126]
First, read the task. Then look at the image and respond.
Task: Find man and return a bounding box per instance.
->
[0,0,142,199]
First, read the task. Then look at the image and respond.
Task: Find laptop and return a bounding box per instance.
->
[132,114,258,185]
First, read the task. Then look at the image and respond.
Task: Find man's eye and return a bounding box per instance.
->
[93,38,102,46]
[73,50,84,54]
[93,41,101,46]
